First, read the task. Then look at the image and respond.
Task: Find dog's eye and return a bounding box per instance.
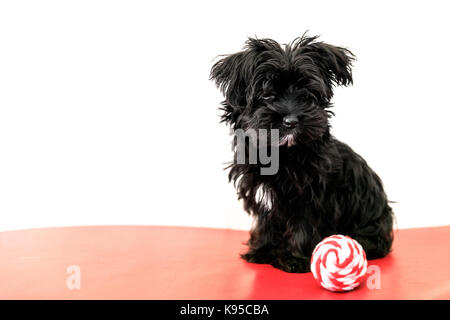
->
[262,95,275,101]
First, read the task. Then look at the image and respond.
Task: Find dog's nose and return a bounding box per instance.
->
[282,115,299,128]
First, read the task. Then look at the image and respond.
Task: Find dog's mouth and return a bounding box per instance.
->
[279,133,297,147]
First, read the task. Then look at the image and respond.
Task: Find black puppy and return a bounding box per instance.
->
[210,35,394,273]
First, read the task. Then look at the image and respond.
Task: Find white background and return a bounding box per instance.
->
[1,0,449,232]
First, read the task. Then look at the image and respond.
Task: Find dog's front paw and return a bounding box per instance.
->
[241,248,274,265]
[273,257,310,273]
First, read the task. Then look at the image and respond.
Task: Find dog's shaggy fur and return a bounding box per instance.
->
[210,35,394,273]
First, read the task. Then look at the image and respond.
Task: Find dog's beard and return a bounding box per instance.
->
[279,133,297,147]
[260,128,300,147]
[278,127,302,147]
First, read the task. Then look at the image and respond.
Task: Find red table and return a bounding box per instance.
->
[0,225,449,299]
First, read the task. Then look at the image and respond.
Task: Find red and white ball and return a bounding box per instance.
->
[311,235,368,292]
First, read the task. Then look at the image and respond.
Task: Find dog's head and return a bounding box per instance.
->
[210,35,354,147]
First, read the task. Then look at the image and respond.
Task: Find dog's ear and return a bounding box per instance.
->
[211,37,285,107]
[302,41,354,97]
[210,51,248,127]
[210,47,254,108]
[210,38,267,108]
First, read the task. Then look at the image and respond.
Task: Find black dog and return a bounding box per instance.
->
[210,35,394,273]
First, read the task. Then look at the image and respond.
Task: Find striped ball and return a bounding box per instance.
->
[311,235,368,292]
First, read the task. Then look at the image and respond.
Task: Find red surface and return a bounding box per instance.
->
[0,225,449,299]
